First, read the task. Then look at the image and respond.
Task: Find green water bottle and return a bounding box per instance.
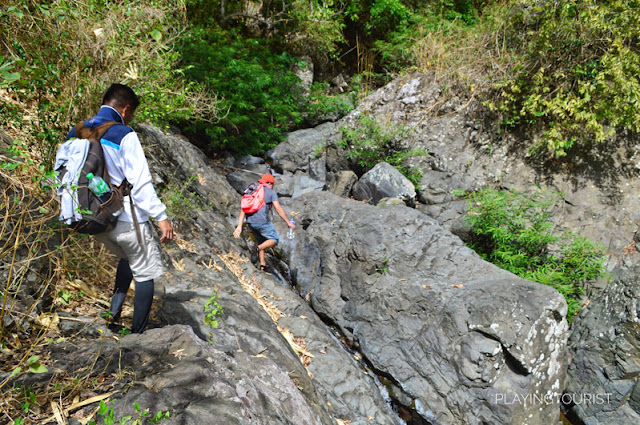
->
[86,172,111,204]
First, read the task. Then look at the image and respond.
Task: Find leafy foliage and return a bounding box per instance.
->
[487,0,640,157]
[373,0,484,75]
[374,0,640,159]
[367,0,411,35]
[0,56,21,87]
[159,174,208,231]
[204,292,224,344]
[462,188,608,320]
[339,114,425,187]
[306,81,356,122]
[179,26,305,154]
[88,400,171,425]
[186,0,345,64]
[0,0,220,167]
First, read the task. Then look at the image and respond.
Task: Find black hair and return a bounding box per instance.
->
[102,83,140,110]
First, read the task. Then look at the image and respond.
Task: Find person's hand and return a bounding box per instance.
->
[157,219,173,244]
[288,221,296,229]
[233,225,242,238]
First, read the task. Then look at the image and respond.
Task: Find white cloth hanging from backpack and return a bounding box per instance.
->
[54,138,90,224]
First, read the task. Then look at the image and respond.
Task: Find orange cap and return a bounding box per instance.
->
[259,174,275,184]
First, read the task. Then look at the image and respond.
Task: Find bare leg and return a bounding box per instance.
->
[258,239,277,266]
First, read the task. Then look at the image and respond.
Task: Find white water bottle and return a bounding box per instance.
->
[287,220,295,239]
[86,172,112,204]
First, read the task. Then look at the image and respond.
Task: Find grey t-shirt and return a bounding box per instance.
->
[246,186,278,225]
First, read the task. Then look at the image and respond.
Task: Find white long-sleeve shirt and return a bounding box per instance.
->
[67,105,168,224]
[102,130,168,223]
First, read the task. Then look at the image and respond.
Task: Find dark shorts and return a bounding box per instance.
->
[248,222,279,244]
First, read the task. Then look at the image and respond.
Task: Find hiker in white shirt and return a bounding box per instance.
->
[67,83,173,333]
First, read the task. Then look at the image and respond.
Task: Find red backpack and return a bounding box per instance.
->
[241,182,267,213]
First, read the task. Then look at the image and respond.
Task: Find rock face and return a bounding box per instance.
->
[351,161,416,206]
[563,266,640,424]
[266,122,336,180]
[327,170,358,197]
[130,124,404,424]
[225,155,271,193]
[16,69,627,424]
[276,191,568,425]
[51,325,333,425]
[137,124,238,217]
[261,72,640,425]
[348,72,640,267]
[132,123,571,424]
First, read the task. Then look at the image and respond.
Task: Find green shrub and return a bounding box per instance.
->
[0,55,20,87]
[338,114,425,187]
[487,0,640,157]
[373,2,482,75]
[0,0,220,167]
[367,0,411,35]
[88,400,171,425]
[178,26,305,155]
[159,175,208,230]
[204,292,223,343]
[185,0,345,65]
[462,188,608,320]
[305,82,356,122]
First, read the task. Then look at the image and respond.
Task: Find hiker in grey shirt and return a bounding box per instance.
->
[233,174,294,270]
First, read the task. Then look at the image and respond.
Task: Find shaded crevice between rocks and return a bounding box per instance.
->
[361,363,435,424]
[273,255,436,425]
[211,248,409,423]
[324,319,433,425]
[470,328,530,377]
[549,307,564,323]
[502,346,531,377]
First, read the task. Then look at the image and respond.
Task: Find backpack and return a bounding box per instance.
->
[55,121,132,235]
[241,182,267,213]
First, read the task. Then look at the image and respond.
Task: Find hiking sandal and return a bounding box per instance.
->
[259,264,268,271]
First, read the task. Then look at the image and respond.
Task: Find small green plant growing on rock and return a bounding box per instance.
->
[338,114,425,188]
[376,258,390,275]
[312,143,326,160]
[306,82,355,122]
[204,292,223,343]
[160,174,204,230]
[88,400,171,425]
[460,187,608,320]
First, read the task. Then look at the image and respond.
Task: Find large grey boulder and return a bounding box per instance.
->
[227,170,261,194]
[563,266,640,424]
[231,155,269,170]
[277,191,569,425]
[225,155,271,194]
[139,125,404,424]
[352,162,416,206]
[291,172,326,198]
[328,170,358,197]
[137,124,238,217]
[49,325,333,425]
[266,122,337,181]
